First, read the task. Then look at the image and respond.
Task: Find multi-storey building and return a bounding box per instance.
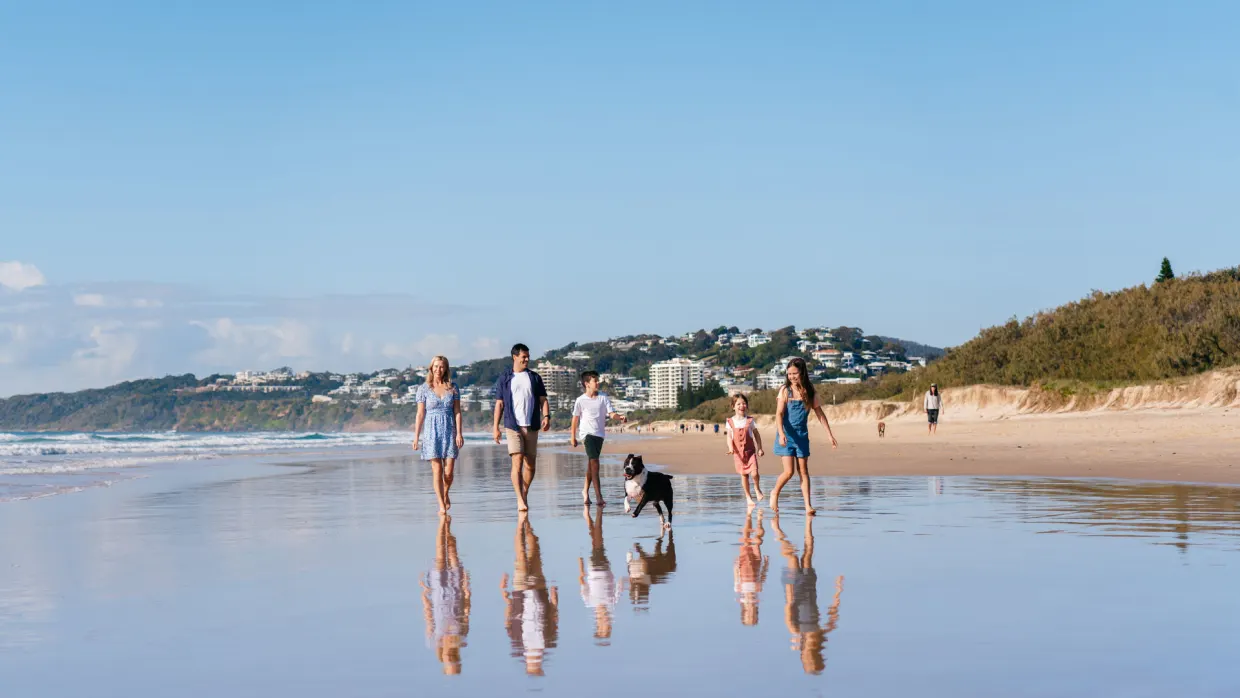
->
[648,358,704,410]
[535,361,578,396]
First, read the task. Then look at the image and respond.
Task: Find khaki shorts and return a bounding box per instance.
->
[505,427,539,458]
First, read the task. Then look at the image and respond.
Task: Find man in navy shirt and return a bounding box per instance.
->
[493,343,550,512]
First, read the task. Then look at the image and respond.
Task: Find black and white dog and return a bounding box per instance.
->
[623,454,674,529]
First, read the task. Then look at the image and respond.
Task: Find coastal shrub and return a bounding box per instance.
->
[686,264,1240,414]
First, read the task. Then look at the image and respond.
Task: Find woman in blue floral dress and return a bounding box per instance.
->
[413,355,465,514]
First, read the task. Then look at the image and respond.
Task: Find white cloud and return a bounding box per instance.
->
[0,281,503,396]
[190,318,316,368]
[73,293,106,307]
[0,262,46,292]
[71,324,140,378]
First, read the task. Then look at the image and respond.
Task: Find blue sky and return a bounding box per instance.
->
[2,1,1238,394]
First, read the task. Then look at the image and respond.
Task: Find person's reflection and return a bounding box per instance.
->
[626,531,676,610]
[420,515,471,675]
[578,506,623,645]
[772,515,844,675]
[501,513,559,675]
[734,509,770,626]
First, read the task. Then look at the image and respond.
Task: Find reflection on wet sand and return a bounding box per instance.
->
[421,516,471,674]
[626,531,677,611]
[502,514,559,675]
[734,509,769,626]
[965,479,1240,549]
[773,515,844,675]
[579,506,622,645]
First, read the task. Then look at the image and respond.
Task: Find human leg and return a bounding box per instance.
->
[510,453,528,512]
[442,457,456,510]
[741,474,755,506]
[430,459,447,514]
[589,460,603,504]
[797,457,815,515]
[769,456,796,510]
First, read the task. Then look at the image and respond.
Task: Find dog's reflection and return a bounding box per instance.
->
[578,506,623,645]
[771,515,844,675]
[501,514,559,675]
[420,515,471,675]
[626,531,677,611]
[734,509,770,626]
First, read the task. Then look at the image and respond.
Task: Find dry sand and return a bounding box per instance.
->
[604,409,1240,484]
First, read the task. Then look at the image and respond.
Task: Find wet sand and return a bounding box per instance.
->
[3,445,1240,696]
[609,410,1240,484]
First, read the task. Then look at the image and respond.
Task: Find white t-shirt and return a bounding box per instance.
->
[511,371,534,427]
[726,415,752,439]
[924,391,942,411]
[581,568,621,608]
[573,393,614,439]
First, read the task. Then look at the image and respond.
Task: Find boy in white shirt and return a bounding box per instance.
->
[571,371,626,506]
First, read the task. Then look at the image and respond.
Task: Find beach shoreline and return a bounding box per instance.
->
[600,409,1240,485]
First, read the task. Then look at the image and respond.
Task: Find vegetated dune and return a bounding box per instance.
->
[825,367,1240,424]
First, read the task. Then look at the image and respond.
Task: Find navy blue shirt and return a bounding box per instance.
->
[494,368,548,431]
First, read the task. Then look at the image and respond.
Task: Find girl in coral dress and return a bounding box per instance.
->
[726,393,766,507]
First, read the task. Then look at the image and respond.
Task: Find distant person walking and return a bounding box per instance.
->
[413,355,465,515]
[493,344,550,513]
[769,358,838,515]
[924,384,943,435]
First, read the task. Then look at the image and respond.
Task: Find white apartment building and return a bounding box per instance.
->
[747,333,772,347]
[535,361,578,397]
[648,358,704,410]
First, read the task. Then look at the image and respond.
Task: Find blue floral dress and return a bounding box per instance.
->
[416,383,460,461]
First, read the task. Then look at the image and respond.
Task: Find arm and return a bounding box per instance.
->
[775,389,788,446]
[540,395,551,432]
[412,402,426,450]
[725,419,734,454]
[753,424,765,456]
[492,399,504,444]
[570,415,581,447]
[812,398,838,448]
[604,396,625,423]
[453,387,464,449]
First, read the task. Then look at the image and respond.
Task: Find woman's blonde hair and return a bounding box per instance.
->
[427,355,451,389]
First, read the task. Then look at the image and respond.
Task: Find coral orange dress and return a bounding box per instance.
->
[728,416,759,475]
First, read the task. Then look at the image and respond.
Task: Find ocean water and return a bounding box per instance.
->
[0,431,557,501]
[1,444,1238,697]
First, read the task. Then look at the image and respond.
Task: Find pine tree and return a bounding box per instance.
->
[1156,257,1175,283]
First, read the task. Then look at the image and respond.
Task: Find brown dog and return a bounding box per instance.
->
[877,421,886,438]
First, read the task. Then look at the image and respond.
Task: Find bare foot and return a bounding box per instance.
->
[806,507,817,516]
[518,502,529,513]
[769,493,780,511]
[755,489,765,499]
[745,498,756,509]
[582,491,591,505]
[597,500,606,507]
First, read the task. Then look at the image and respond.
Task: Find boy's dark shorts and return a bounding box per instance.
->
[584,434,604,460]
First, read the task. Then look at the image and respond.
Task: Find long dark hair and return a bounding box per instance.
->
[784,357,815,405]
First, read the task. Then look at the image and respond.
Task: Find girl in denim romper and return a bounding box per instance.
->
[770,358,839,514]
